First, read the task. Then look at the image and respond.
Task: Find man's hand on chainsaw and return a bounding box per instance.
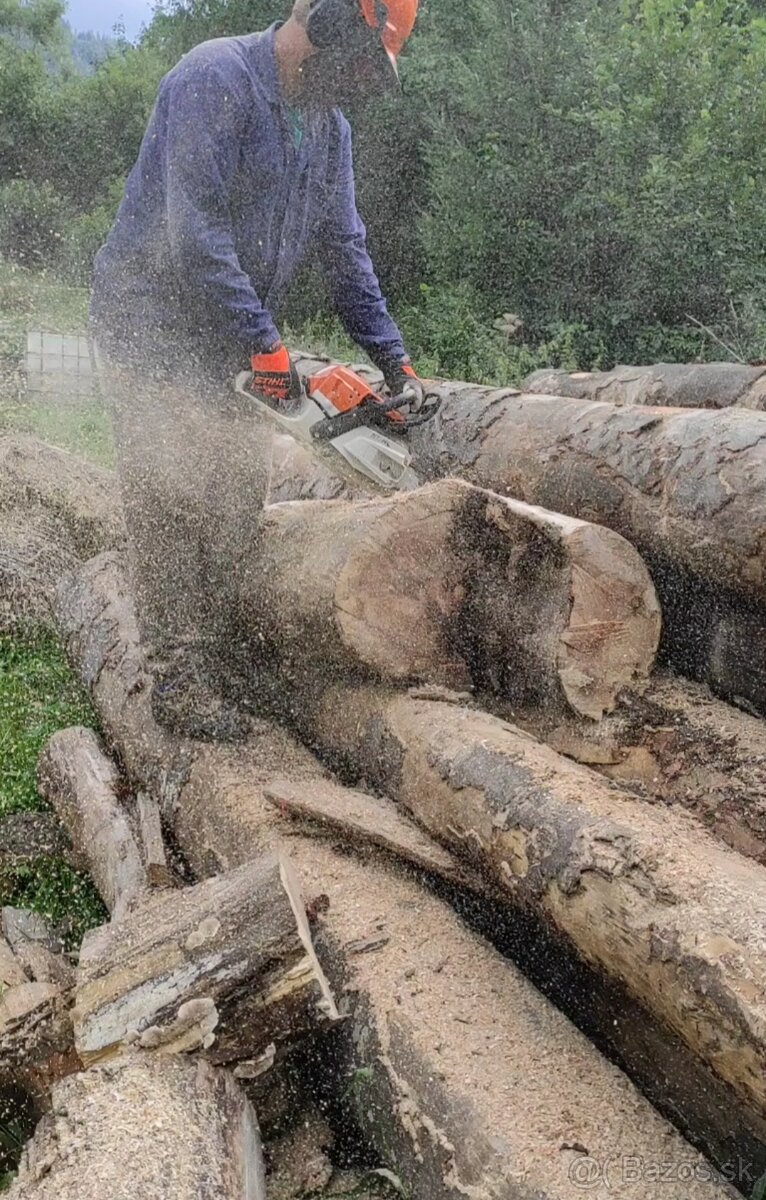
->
[379,358,426,413]
[248,343,303,407]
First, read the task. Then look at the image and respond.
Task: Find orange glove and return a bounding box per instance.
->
[248,343,302,406]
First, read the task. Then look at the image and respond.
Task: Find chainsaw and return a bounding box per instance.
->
[234,363,441,495]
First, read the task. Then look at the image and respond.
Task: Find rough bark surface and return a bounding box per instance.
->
[37,727,148,921]
[524,363,766,409]
[0,436,123,627]
[245,483,659,717]
[52,553,738,1200]
[72,853,338,1068]
[306,684,766,1120]
[8,1052,266,1200]
[506,671,766,865]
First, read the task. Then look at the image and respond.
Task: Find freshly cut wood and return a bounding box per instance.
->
[8,1052,266,1200]
[305,683,766,1120]
[0,983,76,1099]
[244,483,659,719]
[263,777,485,892]
[73,852,338,1068]
[525,362,766,409]
[37,727,148,921]
[507,670,766,865]
[0,435,123,628]
[53,552,754,1191]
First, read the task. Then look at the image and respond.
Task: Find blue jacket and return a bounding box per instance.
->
[91,25,406,370]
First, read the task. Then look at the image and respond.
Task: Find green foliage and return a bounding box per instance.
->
[6,0,766,378]
[0,628,96,815]
[0,178,66,267]
[0,629,106,947]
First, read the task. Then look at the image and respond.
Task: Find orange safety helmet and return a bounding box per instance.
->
[359,0,419,75]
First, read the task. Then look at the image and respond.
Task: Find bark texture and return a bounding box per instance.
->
[72,853,338,1068]
[524,363,766,409]
[8,1052,266,1200]
[245,482,659,718]
[51,552,738,1200]
[37,727,148,921]
[508,671,766,866]
[0,436,123,628]
[305,683,766,1120]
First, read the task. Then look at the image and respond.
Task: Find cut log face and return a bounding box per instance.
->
[243,482,659,719]
[8,1052,266,1200]
[524,363,766,410]
[307,684,766,1121]
[72,853,338,1068]
[37,727,148,921]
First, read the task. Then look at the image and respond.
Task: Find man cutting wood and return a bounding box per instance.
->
[90,0,422,741]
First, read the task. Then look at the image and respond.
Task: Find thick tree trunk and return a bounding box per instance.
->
[37,727,148,921]
[244,483,659,719]
[52,554,739,1200]
[303,683,766,1122]
[524,363,766,409]
[507,670,766,866]
[72,852,338,1068]
[8,1052,266,1200]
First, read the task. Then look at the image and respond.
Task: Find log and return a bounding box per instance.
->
[135,792,174,890]
[243,483,660,719]
[263,777,485,892]
[53,551,757,1191]
[72,852,338,1068]
[505,670,766,866]
[404,389,766,609]
[8,1052,266,1200]
[302,683,766,1123]
[0,435,123,628]
[37,727,148,921]
[524,363,766,409]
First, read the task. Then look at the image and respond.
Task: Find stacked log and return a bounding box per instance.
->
[49,551,743,1199]
[524,363,766,409]
[245,482,660,719]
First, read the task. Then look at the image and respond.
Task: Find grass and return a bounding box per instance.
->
[0,628,106,947]
[0,258,114,468]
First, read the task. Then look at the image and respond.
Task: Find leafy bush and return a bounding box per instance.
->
[0,178,67,267]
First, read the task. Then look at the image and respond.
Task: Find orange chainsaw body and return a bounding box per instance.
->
[307,364,405,424]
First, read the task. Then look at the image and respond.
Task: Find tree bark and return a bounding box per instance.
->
[303,683,766,1122]
[0,436,123,629]
[72,852,338,1068]
[52,552,759,1190]
[524,363,766,409]
[506,670,766,866]
[37,727,148,921]
[8,1052,266,1200]
[243,483,659,719]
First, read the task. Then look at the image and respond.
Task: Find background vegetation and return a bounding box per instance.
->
[2,0,766,382]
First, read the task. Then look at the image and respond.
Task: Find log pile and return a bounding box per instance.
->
[2,361,766,1197]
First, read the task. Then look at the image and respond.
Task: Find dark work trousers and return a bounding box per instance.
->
[93,337,273,691]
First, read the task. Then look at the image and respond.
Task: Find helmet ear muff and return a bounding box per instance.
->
[306,0,387,50]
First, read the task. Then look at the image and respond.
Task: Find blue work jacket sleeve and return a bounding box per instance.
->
[163,57,280,353]
[317,118,407,365]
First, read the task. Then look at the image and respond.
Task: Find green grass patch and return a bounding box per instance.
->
[0,628,106,946]
[1,399,115,469]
